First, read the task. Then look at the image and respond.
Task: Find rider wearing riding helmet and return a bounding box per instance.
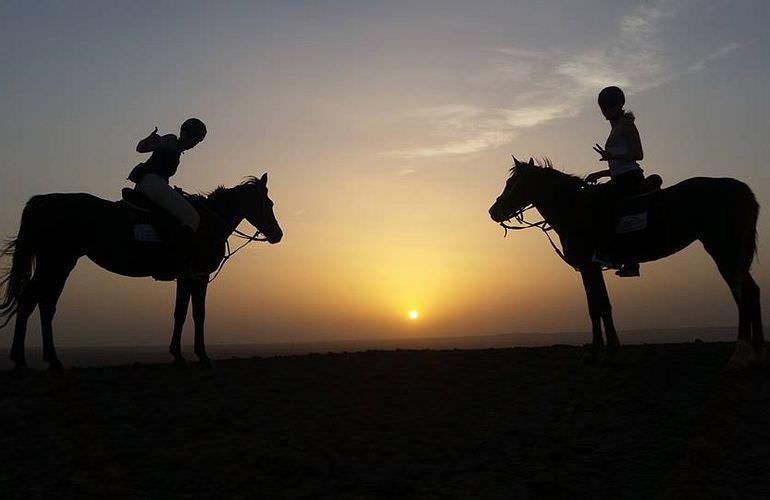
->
[586,86,643,277]
[128,118,207,236]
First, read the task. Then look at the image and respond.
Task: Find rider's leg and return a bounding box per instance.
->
[135,174,200,231]
[136,174,200,274]
[612,171,644,278]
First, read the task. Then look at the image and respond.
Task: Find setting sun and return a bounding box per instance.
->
[408,310,419,320]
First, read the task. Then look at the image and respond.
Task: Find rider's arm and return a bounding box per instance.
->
[136,127,159,153]
[136,129,178,153]
[615,120,644,161]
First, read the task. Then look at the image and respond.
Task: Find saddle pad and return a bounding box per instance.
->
[615,212,648,234]
[133,224,161,242]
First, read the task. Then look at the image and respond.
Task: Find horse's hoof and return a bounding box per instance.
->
[172,357,188,369]
[722,360,752,372]
[723,340,755,372]
[10,361,28,378]
[48,361,64,373]
[752,346,766,366]
[197,358,213,369]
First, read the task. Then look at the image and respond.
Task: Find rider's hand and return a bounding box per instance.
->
[136,127,161,153]
[142,127,159,142]
[592,144,613,162]
[585,172,602,184]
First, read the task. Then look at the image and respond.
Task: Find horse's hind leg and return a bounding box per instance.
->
[703,240,754,370]
[37,258,77,372]
[10,281,39,371]
[745,275,764,360]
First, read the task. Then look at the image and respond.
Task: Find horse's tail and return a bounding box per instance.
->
[0,196,42,328]
[751,191,759,258]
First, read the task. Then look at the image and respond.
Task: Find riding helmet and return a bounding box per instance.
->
[181,118,207,142]
[598,86,625,109]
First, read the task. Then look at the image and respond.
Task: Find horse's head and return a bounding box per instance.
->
[236,173,283,244]
[488,156,539,223]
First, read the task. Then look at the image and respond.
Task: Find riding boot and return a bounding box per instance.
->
[616,262,640,277]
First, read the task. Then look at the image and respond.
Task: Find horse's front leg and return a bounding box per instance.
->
[170,279,192,366]
[593,269,619,352]
[190,277,211,366]
[580,265,617,363]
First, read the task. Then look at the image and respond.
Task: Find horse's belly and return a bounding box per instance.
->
[87,243,168,278]
[604,225,698,263]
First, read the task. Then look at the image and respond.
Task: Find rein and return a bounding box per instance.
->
[500,205,574,268]
[208,229,267,283]
[182,189,271,283]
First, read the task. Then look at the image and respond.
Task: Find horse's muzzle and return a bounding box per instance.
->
[265,229,283,244]
[488,204,509,223]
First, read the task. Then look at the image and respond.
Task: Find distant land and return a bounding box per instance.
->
[0,326,734,369]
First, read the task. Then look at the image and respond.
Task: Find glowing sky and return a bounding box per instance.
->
[0,1,768,345]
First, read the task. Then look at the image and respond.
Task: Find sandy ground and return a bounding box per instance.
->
[1,342,769,498]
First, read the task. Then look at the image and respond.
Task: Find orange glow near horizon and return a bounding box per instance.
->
[1,0,765,348]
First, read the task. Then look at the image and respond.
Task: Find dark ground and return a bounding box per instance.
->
[2,342,769,498]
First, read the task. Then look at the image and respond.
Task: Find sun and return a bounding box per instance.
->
[408,309,419,320]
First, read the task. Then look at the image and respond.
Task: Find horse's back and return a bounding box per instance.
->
[660,177,756,207]
[28,192,118,217]
[591,176,757,264]
[21,192,134,252]
[655,176,757,227]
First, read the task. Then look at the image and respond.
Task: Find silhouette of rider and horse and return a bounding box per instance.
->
[490,87,762,371]
[0,118,282,371]
[0,86,763,373]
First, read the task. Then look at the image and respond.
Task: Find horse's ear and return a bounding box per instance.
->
[512,155,520,166]
[528,157,535,166]
[260,173,268,184]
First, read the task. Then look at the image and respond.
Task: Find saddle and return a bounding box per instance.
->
[119,188,178,243]
[612,174,663,234]
[575,174,664,268]
[118,188,206,280]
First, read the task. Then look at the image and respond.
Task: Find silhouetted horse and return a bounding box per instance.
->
[0,174,282,371]
[489,157,762,371]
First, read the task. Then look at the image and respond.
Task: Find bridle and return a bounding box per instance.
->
[183,188,272,283]
[496,160,594,271]
[208,228,267,283]
[498,204,573,269]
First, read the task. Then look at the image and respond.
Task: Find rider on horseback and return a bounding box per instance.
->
[128,118,207,236]
[585,86,644,277]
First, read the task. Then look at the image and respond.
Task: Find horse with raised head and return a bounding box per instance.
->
[0,174,283,371]
[489,157,762,370]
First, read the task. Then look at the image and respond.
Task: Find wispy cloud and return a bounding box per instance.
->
[687,42,741,72]
[392,1,739,158]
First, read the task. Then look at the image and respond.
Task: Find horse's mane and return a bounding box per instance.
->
[509,157,584,188]
[202,177,263,201]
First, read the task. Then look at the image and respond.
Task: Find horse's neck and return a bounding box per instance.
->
[530,173,578,235]
[204,189,244,236]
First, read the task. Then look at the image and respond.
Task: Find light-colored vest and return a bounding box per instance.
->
[605,135,642,178]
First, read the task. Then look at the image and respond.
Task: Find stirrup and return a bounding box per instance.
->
[615,263,640,277]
